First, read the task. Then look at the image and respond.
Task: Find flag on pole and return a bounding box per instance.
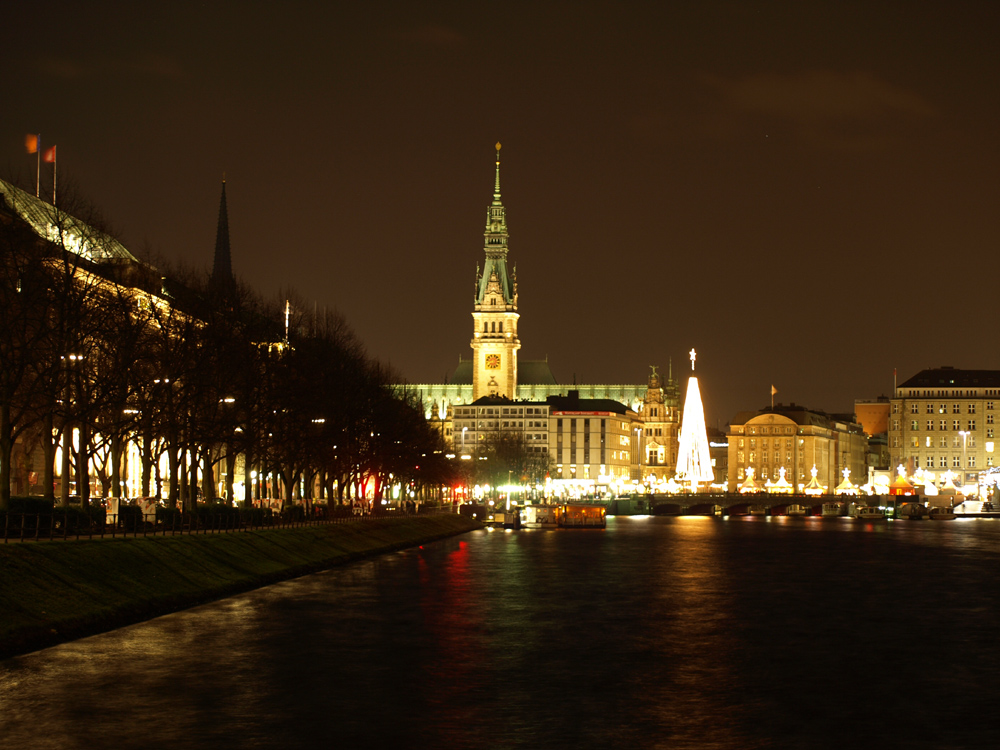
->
[771,385,777,396]
[26,134,42,197]
[43,145,57,163]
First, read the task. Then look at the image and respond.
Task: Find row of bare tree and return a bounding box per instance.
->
[0,182,453,511]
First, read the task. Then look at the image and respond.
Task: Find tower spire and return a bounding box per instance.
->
[210,177,235,297]
[470,143,520,400]
[494,141,502,201]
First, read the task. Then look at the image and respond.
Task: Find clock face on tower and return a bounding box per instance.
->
[485,354,501,370]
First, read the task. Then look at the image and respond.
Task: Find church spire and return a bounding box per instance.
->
[210,177,235,296]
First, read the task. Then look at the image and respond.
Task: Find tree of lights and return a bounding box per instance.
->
[675,349,714,492]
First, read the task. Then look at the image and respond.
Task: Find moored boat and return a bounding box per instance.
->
[558,503,606,528]
[786,503,809,516]
[821,502,844,517]
[928,506,956,521]
[853,506,886,520]
[896,502,926,520]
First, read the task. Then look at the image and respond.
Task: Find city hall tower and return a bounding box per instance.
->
[471,143,520,400]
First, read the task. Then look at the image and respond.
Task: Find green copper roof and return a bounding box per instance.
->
[476,144,515,305]
[0,177,139,264]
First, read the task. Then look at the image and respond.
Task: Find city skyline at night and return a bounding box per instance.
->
[4,1,998,425]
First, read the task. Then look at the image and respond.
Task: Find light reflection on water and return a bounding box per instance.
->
[2,518,999,749]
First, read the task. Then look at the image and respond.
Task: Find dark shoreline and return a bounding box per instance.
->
[0,514,481,660]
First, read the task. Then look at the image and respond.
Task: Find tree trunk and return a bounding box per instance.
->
[141,427,154,498]
[42,412,55,503]
[0,402,12,509]
[243,448,253,507]
[202,446,215,502]
[111,432,123,499]
[78,419,90,509]
[59,425,71,507]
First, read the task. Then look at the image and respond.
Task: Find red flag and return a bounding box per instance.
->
[25,134,39,154]
[43,145,56,163]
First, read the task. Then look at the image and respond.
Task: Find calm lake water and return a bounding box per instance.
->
[2,516,999,749]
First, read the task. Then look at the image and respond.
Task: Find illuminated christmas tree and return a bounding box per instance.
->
[675,348,715,491]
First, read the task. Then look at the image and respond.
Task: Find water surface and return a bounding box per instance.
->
[3,516,998,748]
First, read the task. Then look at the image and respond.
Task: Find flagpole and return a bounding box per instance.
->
[36,135,41,198]
[52,146,57,206]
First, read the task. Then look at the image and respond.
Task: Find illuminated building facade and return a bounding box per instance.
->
[405,146,681,468]
[638,364,680,481]
[888,367,1000,486]
[547,392,643,485]
[451,398,551,457]
[727,404,867,493]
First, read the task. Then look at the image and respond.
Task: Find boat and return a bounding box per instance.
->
[928,506,956,521]
[521,505,559,528]
[896,502,926,520]
[558,503,606,528]
[821,502,844,517]
[853,506,886,520]
[786,504,809,516]
[748,504,768,516]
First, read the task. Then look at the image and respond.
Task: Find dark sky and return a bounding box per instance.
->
[4,1,998,427]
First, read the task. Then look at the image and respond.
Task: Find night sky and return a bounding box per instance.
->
[4,1,998,427]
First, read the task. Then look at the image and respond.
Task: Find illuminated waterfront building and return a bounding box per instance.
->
[888,367,1000,487]
[727,404,867,493]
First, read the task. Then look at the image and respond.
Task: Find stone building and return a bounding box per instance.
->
[727,404,867,493]
[888,367,1000,486]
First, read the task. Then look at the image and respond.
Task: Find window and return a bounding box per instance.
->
[910,403,919,414]
[892,419,900,431]
[499,322,503,333]
[926,456,934,468]
[969,456,977,468]
[910,437,919,448]
[940,420,947,431]
[939,404,947,414]
[969,420,976,431]
[954,420,961,430]
[911,420,919,431]
[988,402,995,410]
[969,404,977,414]
[926,403,934,414]
[988,414,995,425]
[953,404,961,414]
[925,437,932,448]
[927,420,934,431]
[953,456,961,468]
[892,403,899,414]
[989,428,995,439]
[939,436,948,448]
